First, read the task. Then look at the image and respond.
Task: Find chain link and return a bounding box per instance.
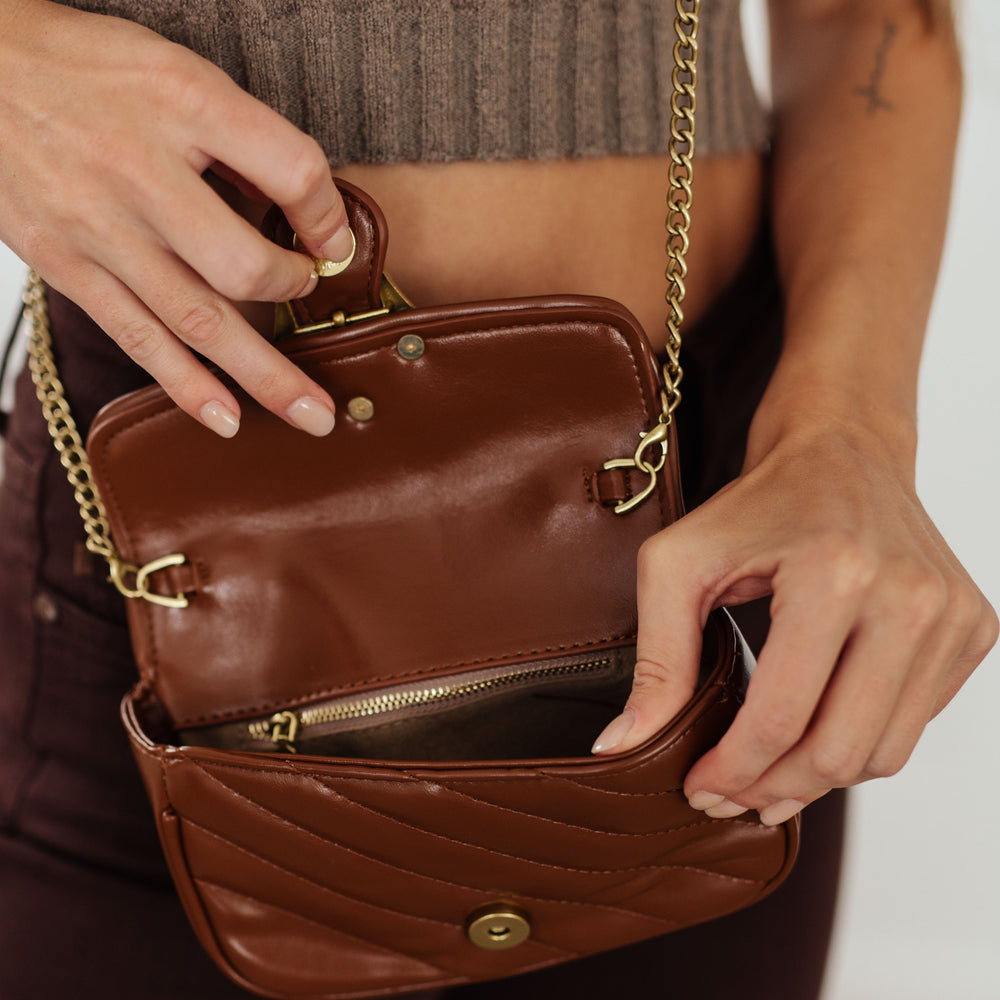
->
[662,0,699,424]
[25,272,192,607]
[23,270,119,563]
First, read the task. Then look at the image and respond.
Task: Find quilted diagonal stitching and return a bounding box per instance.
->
[430,782,726,837]
[184,760,689,925]
[303,771,765,884]
[195,877,584,1000]
[185,817,460,934]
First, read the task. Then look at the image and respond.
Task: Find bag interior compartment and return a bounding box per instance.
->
[164,615,734,764]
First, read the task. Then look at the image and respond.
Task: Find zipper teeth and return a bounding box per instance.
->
[251,657,613,735]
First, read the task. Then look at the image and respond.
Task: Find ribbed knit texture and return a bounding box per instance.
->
[57,0,768,163]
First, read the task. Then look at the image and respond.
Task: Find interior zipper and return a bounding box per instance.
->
[181,648,634,755]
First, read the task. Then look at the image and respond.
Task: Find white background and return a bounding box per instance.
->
[2,2,998,996]
[821,3,1000,995]
[742,2,1000,996]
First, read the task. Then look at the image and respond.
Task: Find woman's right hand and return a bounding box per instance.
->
[0,0,354,437]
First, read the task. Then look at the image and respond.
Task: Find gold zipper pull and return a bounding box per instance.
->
[267,710,300,753]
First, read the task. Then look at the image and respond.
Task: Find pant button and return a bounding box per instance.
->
[32,591,59,624]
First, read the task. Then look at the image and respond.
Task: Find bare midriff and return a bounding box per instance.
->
[338,152,765,353]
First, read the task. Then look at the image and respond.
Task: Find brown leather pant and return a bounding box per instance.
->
[0,231,844,999]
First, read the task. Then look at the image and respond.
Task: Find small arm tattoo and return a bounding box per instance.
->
[855,21,899,115]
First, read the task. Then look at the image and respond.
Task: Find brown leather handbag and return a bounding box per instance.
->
[24,3,797,997]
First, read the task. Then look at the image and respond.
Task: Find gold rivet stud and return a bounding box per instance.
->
[347,397,375,422]
[465,905,531,950]
[397,334,425,360]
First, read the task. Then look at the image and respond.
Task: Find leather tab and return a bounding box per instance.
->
[165,561,200,599]
[590,466,635,508]
[262,178,389,328]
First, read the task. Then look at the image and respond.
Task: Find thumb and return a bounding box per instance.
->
[591,531,705,755]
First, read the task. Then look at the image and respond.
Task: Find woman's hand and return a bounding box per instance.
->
[593,403,998,826]
[591,1,996,827]
[0,0,353,436]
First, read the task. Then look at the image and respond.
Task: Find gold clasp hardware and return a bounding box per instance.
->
[285,306,391,337]
[276,274,415,339]
[267,711,300,753]
[108,553,191,609]
[602,421,670,515]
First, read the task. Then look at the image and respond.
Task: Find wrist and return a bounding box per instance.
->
[745,368,919,482]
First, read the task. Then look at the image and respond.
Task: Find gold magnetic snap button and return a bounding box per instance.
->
[347,396,375,421]
[465,905,531,950]
[397,334,425,360]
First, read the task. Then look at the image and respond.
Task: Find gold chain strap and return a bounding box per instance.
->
[663,0,699,420]
[22,0,699,585]
[24,270,116,562]
[24,269,190,608]
[602,0,698,514]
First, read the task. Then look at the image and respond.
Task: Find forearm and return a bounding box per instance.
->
[753,0,961,471]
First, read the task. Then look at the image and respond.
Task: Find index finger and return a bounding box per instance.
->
[192,68,353,263]
[683,568,862,799]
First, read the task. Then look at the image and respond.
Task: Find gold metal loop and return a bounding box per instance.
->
[603,422,671,516]
[134,553,191,609]
[108,553,190,608]
[108,558,143,600]
[293,229,357,278]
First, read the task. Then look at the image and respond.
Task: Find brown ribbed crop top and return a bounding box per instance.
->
[55,0,768,164]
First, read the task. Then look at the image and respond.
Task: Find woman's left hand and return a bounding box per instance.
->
[592,405,998,827]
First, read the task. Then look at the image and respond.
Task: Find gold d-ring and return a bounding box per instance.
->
[293,228,357,278]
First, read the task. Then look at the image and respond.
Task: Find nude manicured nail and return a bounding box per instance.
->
[687,790,727,811]
[199,401,240,439]
[318,224,355,264]
[286,396,336,436]
[759,799,805,827]
[591,709,636,755]
[704,799,750,819]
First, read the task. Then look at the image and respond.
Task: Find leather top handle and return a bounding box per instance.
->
[263,179,391,331]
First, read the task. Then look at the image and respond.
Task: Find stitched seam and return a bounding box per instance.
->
[183,816,458,934]
[182,760,708,916]
[191,863,575,964]
[93,404,175,683]
[194,876,582,999]
[308,777,762,882]
[191,871,451,974]
[287,769,763,884]
[429,783,721,838]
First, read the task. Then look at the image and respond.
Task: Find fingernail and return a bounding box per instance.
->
[318,224,355,266]
[759,799,805,827]
[704,799,750,819]
[286,396,336,436]
[686,790,726,811]
[591,709,637,755]
[199,401,240,439]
